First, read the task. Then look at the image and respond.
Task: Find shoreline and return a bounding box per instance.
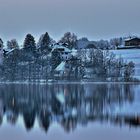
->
[0,81,140,85]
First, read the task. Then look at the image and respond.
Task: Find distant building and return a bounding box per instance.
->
[51,43,72,60]
[125,37,140,47]
[117,37,140,49]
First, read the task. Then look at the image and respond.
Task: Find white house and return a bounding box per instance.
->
[51,43,73,60]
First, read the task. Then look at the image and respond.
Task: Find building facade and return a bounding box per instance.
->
[125,37,140,47]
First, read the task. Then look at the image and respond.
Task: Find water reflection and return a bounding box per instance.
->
[0,83,139,133]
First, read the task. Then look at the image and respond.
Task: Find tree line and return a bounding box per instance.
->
[0,32,136,82]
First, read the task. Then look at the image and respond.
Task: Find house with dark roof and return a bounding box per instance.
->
[125,37,140,46]
[117,37,140,49]
[125,37,140,49]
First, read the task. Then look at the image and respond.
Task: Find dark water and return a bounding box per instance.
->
[0,83,140,140]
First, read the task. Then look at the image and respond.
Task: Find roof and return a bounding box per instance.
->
[71,49,78,56]
[51,44,71,53]
[4,48,19,55]
[6,48,15,54]
[125,37,140,42]
[55,61,66,71]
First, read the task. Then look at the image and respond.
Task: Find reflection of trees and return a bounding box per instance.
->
[61,116,77,132]
[23,109,36,130]
[7,111,18,125]
[38,109,51,133]
[0,83,138,133]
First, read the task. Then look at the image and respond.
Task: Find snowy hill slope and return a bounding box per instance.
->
[110,49,140,79]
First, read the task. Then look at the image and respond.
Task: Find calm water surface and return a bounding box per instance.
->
[0,83,140,140]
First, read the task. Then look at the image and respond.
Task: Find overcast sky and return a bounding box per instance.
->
[0,0,140,43]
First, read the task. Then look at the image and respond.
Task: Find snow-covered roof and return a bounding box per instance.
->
[51,44,71,53]
[3,48,19,56]
[71,49,78,56]
[124,37,140,42]
[5,48,16,54]
[55,61,66,71]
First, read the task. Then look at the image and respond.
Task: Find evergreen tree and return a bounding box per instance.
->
[23,34,36,81]
[40,32,50,51]
[0,38,4,65]
[0,38,3,48]
[23,34,36,52]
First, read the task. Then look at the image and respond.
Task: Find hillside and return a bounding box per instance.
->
[111,49,140,79]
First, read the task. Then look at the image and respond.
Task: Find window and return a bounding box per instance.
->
[58,48,65,51]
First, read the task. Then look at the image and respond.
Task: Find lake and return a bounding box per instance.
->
[0,83,140,140]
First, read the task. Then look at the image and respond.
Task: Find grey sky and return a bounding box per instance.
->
[0,0,140,43]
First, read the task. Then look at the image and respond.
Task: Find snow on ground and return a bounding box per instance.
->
[110,49,140,79]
